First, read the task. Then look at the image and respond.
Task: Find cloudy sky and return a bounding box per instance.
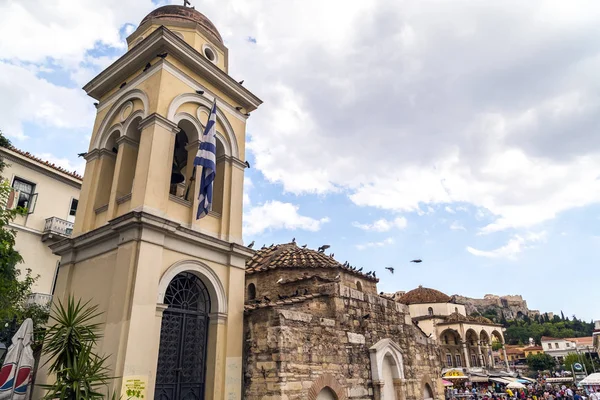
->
[2,0,599,320]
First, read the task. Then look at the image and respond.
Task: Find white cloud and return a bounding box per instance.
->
[450,221,466,231]
[0,62,94,140]
[356,237,394,250]
[445,206,456,214]
[0,1,154,65]
[467,231,547,260]
[3,0,600,237]
[243,200,329,236]
[243,177,253,207]
[352,216,407,232]
[35,153,86,176]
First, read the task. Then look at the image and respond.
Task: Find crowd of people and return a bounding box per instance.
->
[445,380,600,400]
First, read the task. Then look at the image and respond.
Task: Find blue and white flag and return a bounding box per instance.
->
[194,100,218,219]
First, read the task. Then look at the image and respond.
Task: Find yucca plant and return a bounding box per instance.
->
[39,296,116,400]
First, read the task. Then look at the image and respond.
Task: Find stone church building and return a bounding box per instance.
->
[243,243,443,400]
[30,4,444,400]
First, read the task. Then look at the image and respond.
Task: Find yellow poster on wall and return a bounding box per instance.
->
[443,370,467,378]
[121,375,148,399]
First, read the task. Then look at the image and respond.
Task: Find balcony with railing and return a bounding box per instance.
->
[42,217,74,242]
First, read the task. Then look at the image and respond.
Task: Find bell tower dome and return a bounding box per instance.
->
[128,5,229,72]
[35,4,262,400]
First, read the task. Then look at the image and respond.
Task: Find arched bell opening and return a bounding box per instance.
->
[115,115,142,199]
[94,130,119,209]
[169,117,227,216]
[169,124,191,198]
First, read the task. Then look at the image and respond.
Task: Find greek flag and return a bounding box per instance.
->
[194,100,217,219]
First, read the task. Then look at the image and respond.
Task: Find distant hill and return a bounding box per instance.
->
[452,294,592,345]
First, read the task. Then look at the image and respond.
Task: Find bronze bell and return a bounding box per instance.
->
[170,163,185,185]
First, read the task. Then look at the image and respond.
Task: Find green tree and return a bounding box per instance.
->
[527,353,556,371]
[563,353,592,374]
[40,297,116,399]
[0,130,49,349]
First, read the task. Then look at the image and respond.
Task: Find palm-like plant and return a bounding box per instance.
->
[39,296,116,400]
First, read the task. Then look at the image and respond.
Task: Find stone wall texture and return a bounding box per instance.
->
[244,278,444,400]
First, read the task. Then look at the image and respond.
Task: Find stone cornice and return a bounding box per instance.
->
[138,113,180,133]
[84,148,117,162]
[50,210,254,267]
[115,135,139,148]
[83,26,262,111]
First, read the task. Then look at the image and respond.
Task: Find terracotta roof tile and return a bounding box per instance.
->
[398,286,451,305]
[244,293,326,311]
[245,242,378,282]
[5,146,83,181]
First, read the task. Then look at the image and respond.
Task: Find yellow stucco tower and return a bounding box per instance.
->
[35,5,261,399]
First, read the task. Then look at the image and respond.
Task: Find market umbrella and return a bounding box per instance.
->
[0,319,34,400]
[442,380,454,387]
[506,381,526,389]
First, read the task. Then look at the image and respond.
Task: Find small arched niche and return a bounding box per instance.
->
[424,383,434,400]
[356,281,363,292]
[428,307,434,316]
[316,387,338,400]
[247,283,256,302]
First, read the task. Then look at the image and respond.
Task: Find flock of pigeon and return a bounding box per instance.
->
[247,239,422,275]
[247,287,311,305]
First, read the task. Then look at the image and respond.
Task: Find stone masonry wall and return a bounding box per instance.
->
[244,282,443,400]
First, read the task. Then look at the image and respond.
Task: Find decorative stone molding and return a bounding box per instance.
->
[115,135,139,148]
[93,89,149,148]
[167,92,240,157]
[209,312,228,325]
[138,112,180,134]
[158,259,228,315]
[84,148,117,162]
[94,204,108,214]
[155,303,168,317]
[116,193,132,204]
[369,338,405,381]
[307,374,347,400]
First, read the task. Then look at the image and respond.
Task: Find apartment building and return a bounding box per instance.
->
[1,146,82,304]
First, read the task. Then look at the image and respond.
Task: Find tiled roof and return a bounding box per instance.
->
[525,346,543,351]
[398,286,451,305]
[244,293,326,311]
[566,337,593,345]
[140,5,223,43]
[4,146,83,181]
[434,312,498,326]
[245,242,378,282]
[277,275,338,285]
[541,336,561,341]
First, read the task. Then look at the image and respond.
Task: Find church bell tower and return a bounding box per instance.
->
[35,5,261,400]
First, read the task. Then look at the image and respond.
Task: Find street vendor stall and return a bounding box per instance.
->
[579,373,600,395]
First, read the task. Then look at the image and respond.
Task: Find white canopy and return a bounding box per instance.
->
[580,373,600,386]
[507,381,526,389]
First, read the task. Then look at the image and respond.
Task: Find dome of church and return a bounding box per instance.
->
[398,286,451,305]
[246,243,378,281]
[140,5,223,43]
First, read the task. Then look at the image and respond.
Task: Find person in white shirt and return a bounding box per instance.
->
[589,389,600,400]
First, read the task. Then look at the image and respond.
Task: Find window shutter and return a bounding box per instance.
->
[27,193,38,214]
